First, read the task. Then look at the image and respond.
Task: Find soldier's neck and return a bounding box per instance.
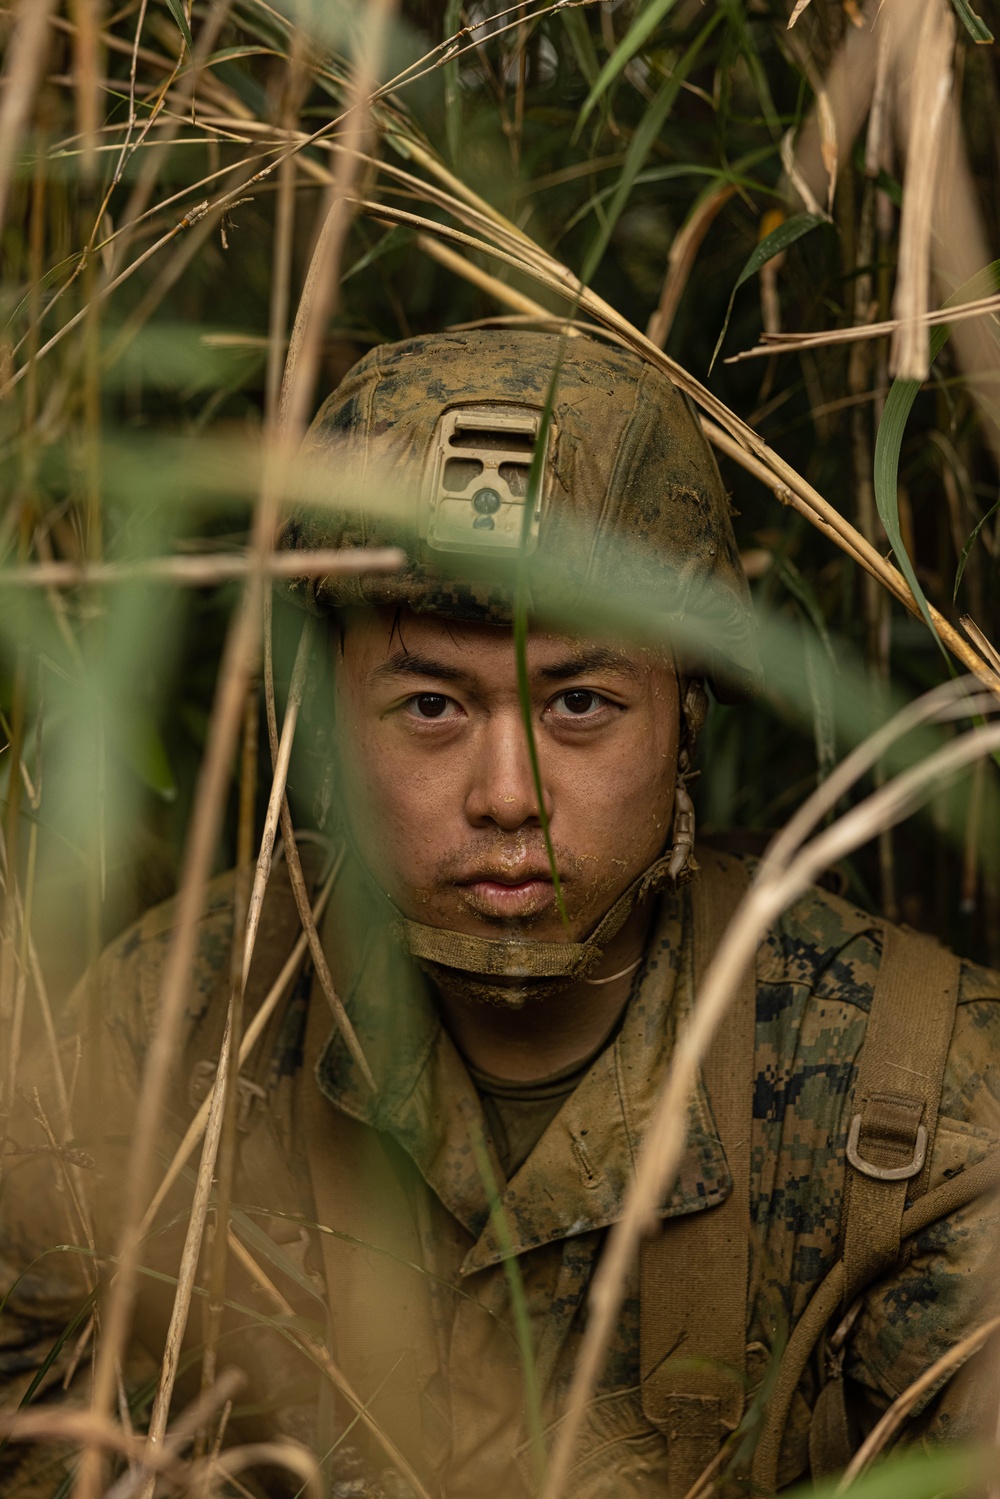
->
[434,900,654,1082]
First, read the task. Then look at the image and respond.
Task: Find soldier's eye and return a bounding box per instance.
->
[550,689,608,718]
[407,693,455,720]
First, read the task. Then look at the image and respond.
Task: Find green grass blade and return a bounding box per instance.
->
[557,153,778,241]
[954,498,1000,603]
[444,0,463,167]
[949,0,994,42]
[560,8,601,89]
[874,258,1000,653]
[164,0,194,53]
[573,0,680,137]
[514,341,571,926]
[581,11,723,284]
[873,324,951,653]
[790,1445,996,1499]
[709,211,827,372]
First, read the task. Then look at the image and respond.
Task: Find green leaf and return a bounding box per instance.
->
[954,497,1000,603]
[949,0,994,42]
[793,1444,995,1499]
[560,8,601,88]
[580,11,722,284]
[574,0,680,136]
[163,0,194,53]
[874,258,1000,652]
[709,212,826,373]
[117,705,177,801]
[514,341,570,927]
[773,554,837,665]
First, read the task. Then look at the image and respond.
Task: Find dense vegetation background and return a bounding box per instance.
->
[1,1,1000,1490]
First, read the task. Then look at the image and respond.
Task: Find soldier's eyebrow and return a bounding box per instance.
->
[368,646,642,688]
[538,649,642,682]
[369,651,469,685]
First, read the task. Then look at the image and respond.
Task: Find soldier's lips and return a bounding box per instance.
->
[459,874,556,919]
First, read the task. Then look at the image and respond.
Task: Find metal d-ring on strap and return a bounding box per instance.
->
[846,1110,928,1181]
[840,924,960,1309]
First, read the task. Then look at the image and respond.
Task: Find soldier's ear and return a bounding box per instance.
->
[680,677,709,760]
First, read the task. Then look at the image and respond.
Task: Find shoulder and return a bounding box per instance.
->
[90,868,238,1061]
[87,846,327,1071]
[754,871,882,1012]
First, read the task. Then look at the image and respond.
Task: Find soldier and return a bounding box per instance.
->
[2,329,1000,1498]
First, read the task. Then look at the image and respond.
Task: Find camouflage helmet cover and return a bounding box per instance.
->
[278,329,760,699]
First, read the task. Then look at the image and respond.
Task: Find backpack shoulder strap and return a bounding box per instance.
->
[840,922,960,1306]
[640,847,756,1493]
[754,919,962,1489]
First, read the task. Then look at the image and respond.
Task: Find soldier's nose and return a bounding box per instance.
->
[464,714,553,831]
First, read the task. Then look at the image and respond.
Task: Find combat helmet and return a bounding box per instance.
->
[278,328,760,702]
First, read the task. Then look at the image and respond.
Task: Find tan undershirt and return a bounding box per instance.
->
[468,1012,627,1179]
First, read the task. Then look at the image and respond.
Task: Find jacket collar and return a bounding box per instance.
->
[314,873,732,1273]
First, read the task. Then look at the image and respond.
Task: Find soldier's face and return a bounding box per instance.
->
[333,607,680,943]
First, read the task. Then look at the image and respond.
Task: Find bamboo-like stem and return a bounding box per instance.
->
[540,702,1000,1499]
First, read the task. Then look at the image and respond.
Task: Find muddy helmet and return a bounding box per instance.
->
[278,329,760,700]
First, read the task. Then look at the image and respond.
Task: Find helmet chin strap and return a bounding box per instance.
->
[396,848,680,1010]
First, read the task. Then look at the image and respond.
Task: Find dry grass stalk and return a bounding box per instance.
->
[0,1367,244,1477]
[0,198,215,401]
[0,549,405,588]
[725,287,1000,359]
[418,232,558,320]
[837,1310,1000,1487]
[540,689,1000,1499]
[196,1440,322,1499]
[0,0,57,238]
[890,0,955,379]
[961,615,1000,682]
[138,1010,236,1498]
[69,0,102,186]
[646,182,736,349]
[137,861,340,1240]
[200,680,260,1411]
[241,620,313,989]
[221,1230,433,1498]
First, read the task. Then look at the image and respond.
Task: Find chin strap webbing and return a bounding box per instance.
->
[639,848,754,1495]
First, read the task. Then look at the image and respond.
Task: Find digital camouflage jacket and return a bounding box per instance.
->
[2,848,1000,1499]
